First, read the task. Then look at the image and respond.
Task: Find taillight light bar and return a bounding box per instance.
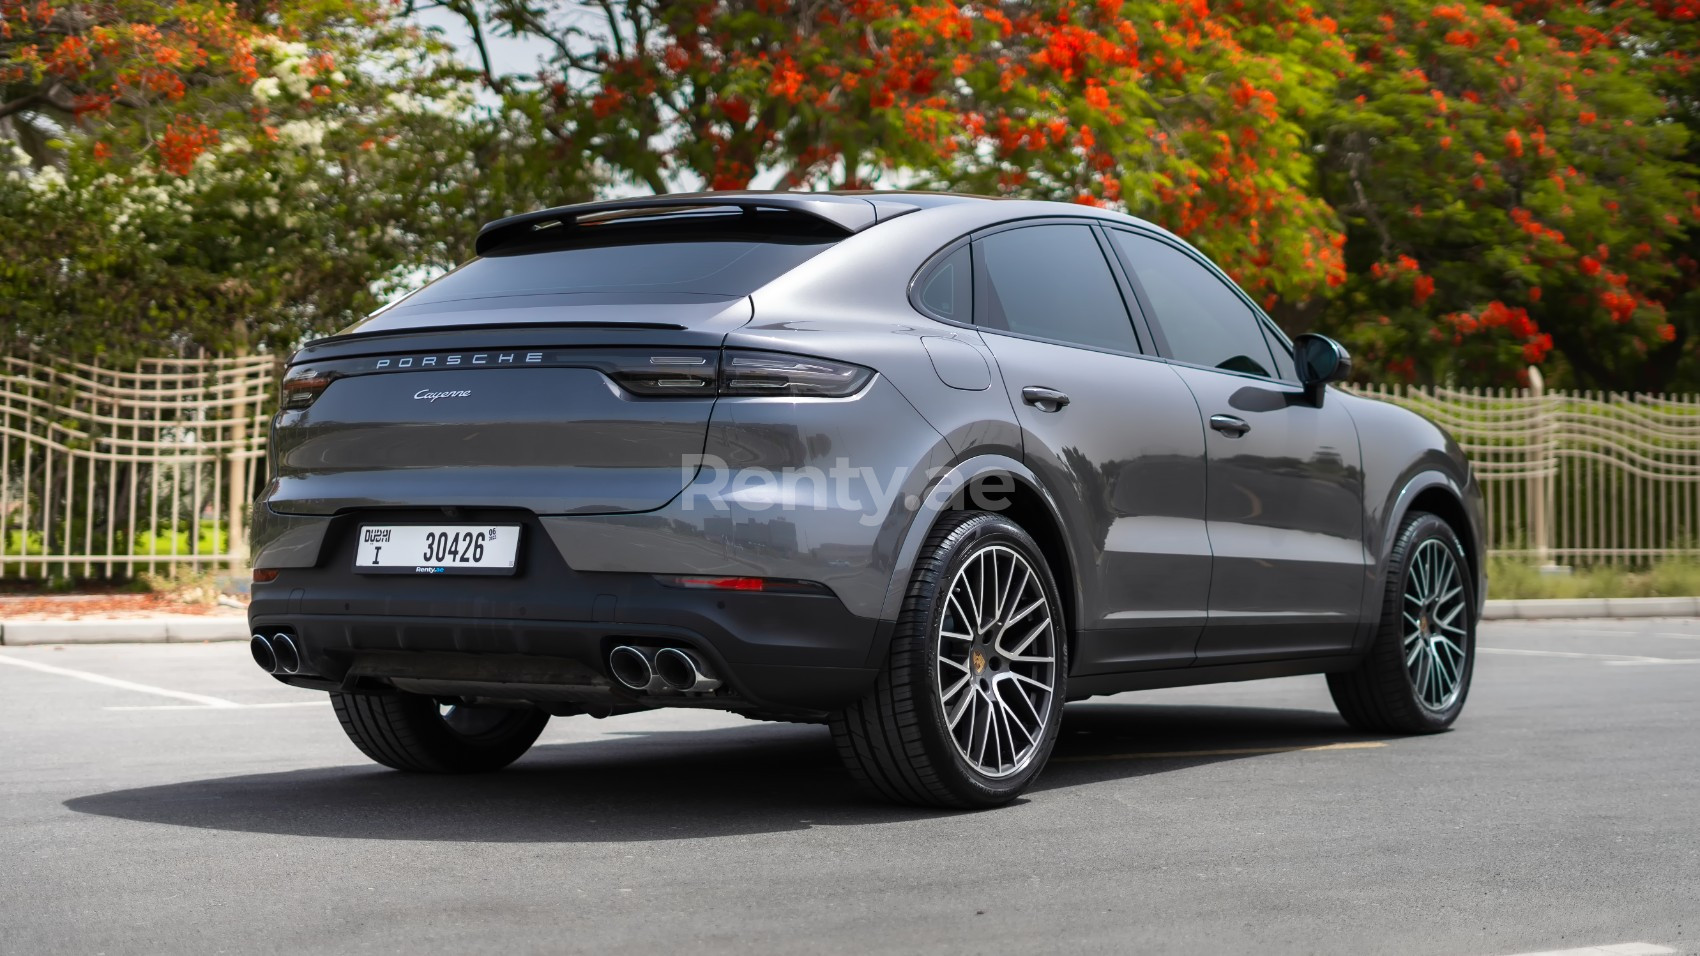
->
[274,348,873,408]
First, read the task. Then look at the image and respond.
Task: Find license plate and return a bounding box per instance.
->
[354,524,521,575]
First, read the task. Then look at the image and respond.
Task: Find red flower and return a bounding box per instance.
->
[1084,81,1110,112]
[1579,256,1602,277]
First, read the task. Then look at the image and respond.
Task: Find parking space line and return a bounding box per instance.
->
[1052,741,1386,763]
[1479,647,1700,664]
[1512,624,1700,641]
[1494,942,1676,956]
[0,653,242,708]
[104,700,331,711]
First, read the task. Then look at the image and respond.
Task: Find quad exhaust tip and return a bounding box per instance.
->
[609,645,656,692]
[250,632,302,675]
[249,633,276,673]
[609,645,721,694]
[271,633,301,675]
[654,647,722,694]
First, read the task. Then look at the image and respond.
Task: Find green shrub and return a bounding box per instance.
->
[1487,558,1700,600]
[129,521,229,557]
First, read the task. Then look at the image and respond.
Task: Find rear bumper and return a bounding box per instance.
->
[247,510,882,714]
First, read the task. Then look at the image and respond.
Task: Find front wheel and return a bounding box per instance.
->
[1329,511,1476,734]
[331,691,549,773]
[831,511,1067,809]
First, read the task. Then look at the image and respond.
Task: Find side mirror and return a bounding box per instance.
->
[1292,333,1352,406]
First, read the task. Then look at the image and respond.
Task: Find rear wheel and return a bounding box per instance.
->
[1329,511,1475,734]
[331,691,549,773]
[831,511,1067,809]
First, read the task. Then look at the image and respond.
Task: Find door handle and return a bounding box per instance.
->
[1021,386,1071,412]
[1208,414,1251,437]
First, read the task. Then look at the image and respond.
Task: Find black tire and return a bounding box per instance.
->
[831,511,1068,809]
[331,691,549,773]
[1329,511,1476,734]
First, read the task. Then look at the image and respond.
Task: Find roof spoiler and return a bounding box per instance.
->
[474,192,921,256]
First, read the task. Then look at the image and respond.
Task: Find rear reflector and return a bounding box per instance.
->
[253,568,280,583]
[655,575,829,594]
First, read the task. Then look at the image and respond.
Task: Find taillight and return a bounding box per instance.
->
[599,354,717,396]
[280,372,332,409]
[718,350,872,397]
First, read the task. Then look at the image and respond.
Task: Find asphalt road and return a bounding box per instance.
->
[1,619,1696,956]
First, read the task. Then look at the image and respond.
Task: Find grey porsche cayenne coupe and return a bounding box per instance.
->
[248,191,1484,808]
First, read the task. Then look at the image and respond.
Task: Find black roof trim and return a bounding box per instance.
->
[474,193,925,256]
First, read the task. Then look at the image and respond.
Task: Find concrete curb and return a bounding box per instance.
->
[1479,596,1700,620]
[4,597,1700,645]
[0,617,251,646]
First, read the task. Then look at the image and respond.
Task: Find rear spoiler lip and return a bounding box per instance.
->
[474,193,919,256]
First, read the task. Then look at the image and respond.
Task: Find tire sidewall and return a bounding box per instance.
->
[908,514,1068,805]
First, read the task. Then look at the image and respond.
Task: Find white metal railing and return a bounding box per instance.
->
[1,353,274,580]
[5,351,1700,580]
[1355,373,1700,565]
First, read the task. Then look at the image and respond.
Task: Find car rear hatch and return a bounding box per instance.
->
[263,196,909,517]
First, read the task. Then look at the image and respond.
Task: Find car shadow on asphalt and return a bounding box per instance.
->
[63,703,1384,843]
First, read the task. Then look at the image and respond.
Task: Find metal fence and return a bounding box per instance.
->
[6,350,1700,581]
[1356,376,1700,565]
[1,353,274,581]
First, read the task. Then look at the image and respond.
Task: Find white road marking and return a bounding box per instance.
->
[1053,741,1385,763]
[1513,624,1700,641]
[1480,647,1700,664]
[1495,943,1676,956]
[104,700,330,711]
[0,653,241,708]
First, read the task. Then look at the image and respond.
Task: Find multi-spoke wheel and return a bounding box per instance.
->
[1329,511,1476,734]
[831,511,1067,808]
[1402,538,1470,711]
[935,545,1057,778]
[331,691,549,773]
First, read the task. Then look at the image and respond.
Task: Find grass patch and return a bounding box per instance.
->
[1488,558,1700,600]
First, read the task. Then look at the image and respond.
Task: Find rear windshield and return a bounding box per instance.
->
[405,238,834,305]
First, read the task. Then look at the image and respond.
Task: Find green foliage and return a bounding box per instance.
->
[1,2,581,362]
[1304,0,1699,390]
[2,0,1697,392]
[1488,558,1700,599]
[128,520,227,557]
[462,0,1353,313]
[1,529,45,579]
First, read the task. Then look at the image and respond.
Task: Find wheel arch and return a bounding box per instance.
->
[875,455,1081,666]
[1384,471,1485,618]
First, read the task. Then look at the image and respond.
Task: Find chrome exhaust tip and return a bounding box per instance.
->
[609,645,655,692]
[249,634,276,673]
[270,632,301,675]
[654,647,722,694]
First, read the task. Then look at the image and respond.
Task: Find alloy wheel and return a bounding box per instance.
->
[1402,538,1469,711]
[935,544,1058,778]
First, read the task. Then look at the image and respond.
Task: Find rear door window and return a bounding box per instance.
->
[973,224,1141,354]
